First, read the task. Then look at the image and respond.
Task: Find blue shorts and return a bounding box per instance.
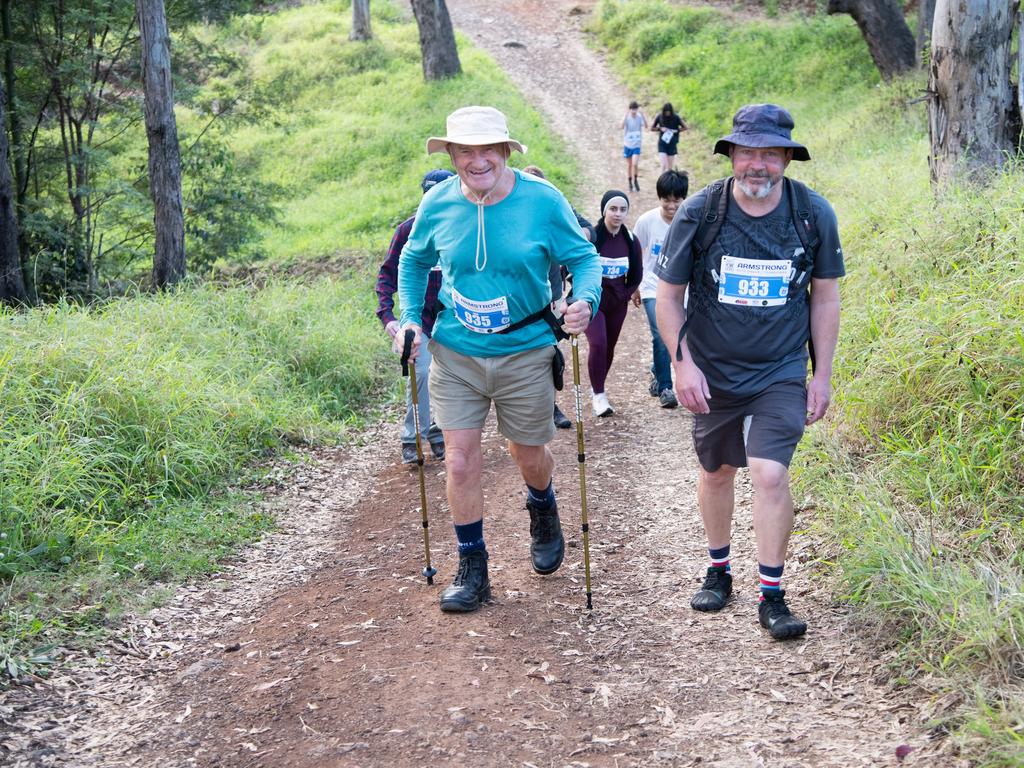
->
[623,146,641,158]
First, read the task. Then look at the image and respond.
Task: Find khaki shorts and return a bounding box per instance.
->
[428,339,556,446]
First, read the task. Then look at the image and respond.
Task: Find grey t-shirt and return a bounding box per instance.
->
[654,179,845,396]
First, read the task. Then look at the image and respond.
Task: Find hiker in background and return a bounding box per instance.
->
[398,106,601,613]
[651,102,686,173]
[633,169,689,410]
[585,189,643,417]
[622,100,648,192]
[375,169,454,464]
[522,164,596,430]
[655,103,844,641]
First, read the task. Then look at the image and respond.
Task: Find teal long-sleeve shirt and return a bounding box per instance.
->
[398,169,601,358]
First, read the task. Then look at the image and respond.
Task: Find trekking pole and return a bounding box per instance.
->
[570,331,594,610]
[401,329,437,585]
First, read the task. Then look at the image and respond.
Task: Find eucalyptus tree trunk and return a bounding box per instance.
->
[350,0,372,41]
[915,0,935,67]
[927,0,1020,189]
[827,0,915,80]
[0,75,27,305]
[409,0,461,80]
[137,0,186,288]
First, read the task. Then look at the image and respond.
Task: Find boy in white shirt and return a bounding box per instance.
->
[632,170,689,408]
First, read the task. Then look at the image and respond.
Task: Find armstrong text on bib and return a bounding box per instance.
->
[451,287,511,333]
[718,256,792,307]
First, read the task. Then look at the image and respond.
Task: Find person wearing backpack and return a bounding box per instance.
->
[654,104,845,640]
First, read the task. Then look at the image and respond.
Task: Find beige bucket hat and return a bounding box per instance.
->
[426,106,527,155]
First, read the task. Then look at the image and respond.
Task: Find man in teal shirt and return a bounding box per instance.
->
[399,106,601,613]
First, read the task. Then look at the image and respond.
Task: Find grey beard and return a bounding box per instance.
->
[737,176,775,200]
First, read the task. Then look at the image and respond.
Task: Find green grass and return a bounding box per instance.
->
[183,0,581,263]
[591,1,1024,763]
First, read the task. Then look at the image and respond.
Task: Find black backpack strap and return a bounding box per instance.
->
[676,178,729,361]
[498,304,569,341]
[785,178,818,263]
[785,177,820,374]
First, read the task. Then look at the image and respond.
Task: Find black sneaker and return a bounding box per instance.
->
[401,443,417,465]
[527,500,564,575]
[439,550,491,612]
[553,404,572,429]
[430,441,446,461]
[633,178,640,192]
[690,566,732,612]
[758,590,807,640]
[659,388,678,408]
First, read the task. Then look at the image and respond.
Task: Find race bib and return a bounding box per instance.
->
[600,256,629,279]
[451,287,511,333]
[660,128,676,143]
[718,256,792,307]
[624,130,642,147]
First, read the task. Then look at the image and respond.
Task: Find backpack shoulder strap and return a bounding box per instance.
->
[785,177,819,258]
[675,178,730,361]
[694,177,730,257]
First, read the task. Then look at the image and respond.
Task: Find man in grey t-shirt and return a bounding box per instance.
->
[655,104,844,641]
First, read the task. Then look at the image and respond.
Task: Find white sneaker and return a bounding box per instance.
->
[592,392,614,417]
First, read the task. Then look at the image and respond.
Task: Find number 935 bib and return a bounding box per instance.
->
[718,256,792,307]
[451,287,511,333]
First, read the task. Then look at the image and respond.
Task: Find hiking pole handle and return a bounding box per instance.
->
[401,328,414,376]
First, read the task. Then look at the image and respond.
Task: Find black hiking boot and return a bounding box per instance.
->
[439,550,491,613]
[690,566,732,612]
[553,404,572,429]
[527,501,564,575]
[758,589,807,640]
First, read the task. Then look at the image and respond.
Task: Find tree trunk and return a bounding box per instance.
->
[827,0,916,80]
[915,0,935,68]
[927,0,1019,189]
[409,0,461,81]
[350,0,372,41]
[0,74,27,305]
[137,0,186,289]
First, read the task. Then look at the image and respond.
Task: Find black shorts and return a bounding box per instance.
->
[692,379,807,471]
[657,141,678,156]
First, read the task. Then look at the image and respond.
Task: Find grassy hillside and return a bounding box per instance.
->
[183,0,580,263]
[592,1,1023,763]
[0,0,579,678]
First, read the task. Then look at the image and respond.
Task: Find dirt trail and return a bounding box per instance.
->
[2,2,962,767]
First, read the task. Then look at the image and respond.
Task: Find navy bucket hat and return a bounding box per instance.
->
[421,168,454,193]
[714,104,810,162]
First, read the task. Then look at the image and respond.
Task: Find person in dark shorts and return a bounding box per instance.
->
[655,104,845,640]
[651,102,686,172]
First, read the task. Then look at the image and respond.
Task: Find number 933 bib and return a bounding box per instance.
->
[718,256,792,307]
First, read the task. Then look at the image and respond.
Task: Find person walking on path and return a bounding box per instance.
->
[375,169,454,464]
[522,164,596,430]
[621,101,647,192]
[397,106,602,613]
[633,169,689,409]
[585,190,643,418]
[654,104,844,640]
[651,102,686,173]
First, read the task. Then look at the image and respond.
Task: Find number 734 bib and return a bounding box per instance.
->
[718,256,792,307]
